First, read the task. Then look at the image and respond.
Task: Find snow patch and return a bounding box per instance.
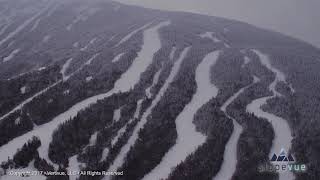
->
[73,42,79,48]
[20,86,27,94]
[111,53,125,63]
[115,21,153,47]
[89,132,98,146]
[14,117,21,125]
[30,18,41,32]
[66,8,99,31]
[85,53,99,65]
[145,69,161,98]
[169,46,176,60]
[63,89,70,95]
[199,32,221,43]
[68,155,84,180]
[241,56,251,68]
[42,35,51,43]
[3,49,20,62]
[86,76,93,82]
[100,148,109,162]
[60,58,73,81]
[38,67,46,71]
[113,108,121,123]
[80,38,97,51]
[0,3,53,47]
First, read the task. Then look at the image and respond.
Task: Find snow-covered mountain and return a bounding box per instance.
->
[0,0,319,180]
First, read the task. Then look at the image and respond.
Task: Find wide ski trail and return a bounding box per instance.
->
[142,51,220,180]
[104,47,191,180]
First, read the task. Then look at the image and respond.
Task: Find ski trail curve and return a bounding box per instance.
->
[246,50,294,180]
[104,47,191,180]
[0,21,170,165]
[214,76,260,180]
[142,51,221,180]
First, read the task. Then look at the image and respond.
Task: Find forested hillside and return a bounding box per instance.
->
[0,0,320,180]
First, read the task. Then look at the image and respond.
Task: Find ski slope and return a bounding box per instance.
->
[0,20,170,168]
[115,21,153,47]
[0,3,53,47]
[105,47,191,180]
[214,76,260,180]
[246,50,294,180]
[142,51,220,180]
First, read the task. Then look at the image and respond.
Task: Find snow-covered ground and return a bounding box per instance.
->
[104,99,143,162]
[100,148,110,162]
[20,86,27,94]
[142,50,220,180]
[145,69,161,98]
[30,18,41,32]
[0,21,170,170]
[113,21,170,92]
[42,35,51,43]
[66,7,99,31]
[214,76,259,180]
[104,47,190,180]
[0,22,11,36]
[0,3,53,47]
[199,32,221,43]
[60,58,73,80]
[68,155,84,180]
[3,49,20,62]
[0,81,62,122]
[113,108,122,123]
[169,46,176,60]
[241,56,251,68]
[111,53,125,63]
[88,132,98,147]
[85,76,93,82]
[246,50,294,180]
[80,38,97,51]
[115,21,153,47]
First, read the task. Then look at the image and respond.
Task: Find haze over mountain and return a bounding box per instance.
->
[0,0,319,180]
[115,0,320,48]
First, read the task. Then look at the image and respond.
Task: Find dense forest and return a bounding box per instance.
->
[0,0,320,180]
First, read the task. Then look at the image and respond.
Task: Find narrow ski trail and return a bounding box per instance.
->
[0,53,98,122]
[0,81,62,122]
[246,50,294,180]
[214,76,260,180]
[142,51,220,180]
[0,21,170,166]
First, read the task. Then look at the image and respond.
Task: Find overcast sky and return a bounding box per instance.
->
[114,0,320,48]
